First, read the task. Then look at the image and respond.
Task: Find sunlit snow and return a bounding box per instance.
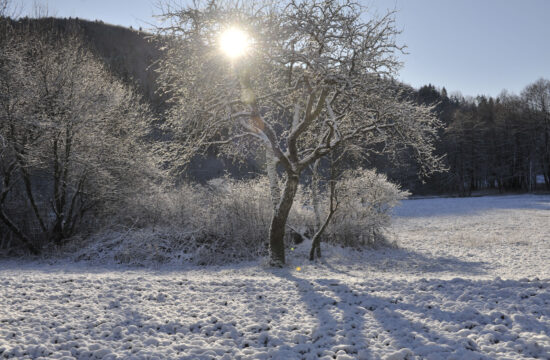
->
[0,194,549,359]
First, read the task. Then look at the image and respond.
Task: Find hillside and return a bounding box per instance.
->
[4,17,162,107]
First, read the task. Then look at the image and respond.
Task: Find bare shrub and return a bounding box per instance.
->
[77,177,274,265]
[73,171,406,266]
[326,169,409,248]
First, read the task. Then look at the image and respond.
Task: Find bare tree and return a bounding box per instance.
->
[155,0,443,266]
[307,155,339,261]
[1,0,25,20]
[1,0,14,18]
[0,29,155,253]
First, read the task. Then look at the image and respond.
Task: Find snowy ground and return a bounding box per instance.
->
[1,194,549,359]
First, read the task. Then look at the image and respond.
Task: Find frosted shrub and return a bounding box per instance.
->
[189,177,313,262]
[72,228,192,266]
[326,169,409,248]
[79,177,275,265]
[195,177,273,263]
[72,171,406,265]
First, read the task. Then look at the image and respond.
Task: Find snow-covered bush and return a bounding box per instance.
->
[325,169,409,248]
[70,228,191,266]
[74,177,276,265]
[0,31,156,253]
[69,170,407,265]
[193,177,273,263]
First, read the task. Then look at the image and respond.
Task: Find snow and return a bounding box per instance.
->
[1,194,549,359]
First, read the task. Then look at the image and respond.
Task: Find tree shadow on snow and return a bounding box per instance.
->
[269,270,374,359]
[269,272,550,359]
[319,247,490,278]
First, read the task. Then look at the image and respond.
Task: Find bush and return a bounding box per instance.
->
[70,170,407,265]
[75,177,274,265]
[326,169,410,248]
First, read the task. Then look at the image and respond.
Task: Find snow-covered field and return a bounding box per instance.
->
[1,194,549,359]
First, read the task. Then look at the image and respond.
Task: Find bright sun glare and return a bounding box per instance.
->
[220,27,250,59]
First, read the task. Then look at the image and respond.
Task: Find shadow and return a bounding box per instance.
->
[267,272,467,358]
[369,248,490,276]
[268,274,550,358]
[394,194,550,218]
[0,239,491,283]
[314,246,490,278]
[369,278,550,357]
[269,269,374,359]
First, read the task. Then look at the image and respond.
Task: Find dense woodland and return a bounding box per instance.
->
[404,82,550,195]
[0,14,549,257]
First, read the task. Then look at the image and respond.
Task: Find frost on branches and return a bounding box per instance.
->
[0,28,155,253]
[155,0,444,266]
[329,169,410,248]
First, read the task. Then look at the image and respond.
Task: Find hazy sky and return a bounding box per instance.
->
[14,0,550,98]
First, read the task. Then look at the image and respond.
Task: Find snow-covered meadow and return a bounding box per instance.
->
[1,194,549,359]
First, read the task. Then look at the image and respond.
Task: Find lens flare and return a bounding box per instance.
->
[220,27,250,59]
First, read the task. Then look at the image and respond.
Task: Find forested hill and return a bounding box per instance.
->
[4,17,162,107]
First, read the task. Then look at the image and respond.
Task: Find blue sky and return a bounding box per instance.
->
[15,0,550,98]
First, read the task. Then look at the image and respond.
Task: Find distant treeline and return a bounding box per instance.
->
[400,83,550,195]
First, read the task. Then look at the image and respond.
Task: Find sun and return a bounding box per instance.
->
[220,27,250,59]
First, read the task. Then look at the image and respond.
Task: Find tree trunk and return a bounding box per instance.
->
[309,215,332,261]
[18,164,47,233]
[311,159,322,230]
[268,172,299,266]
[309,164,338,261]
[52,137,64,243]
[52,125,72,243]
[266,146,280,212]
[309,159,323,260]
